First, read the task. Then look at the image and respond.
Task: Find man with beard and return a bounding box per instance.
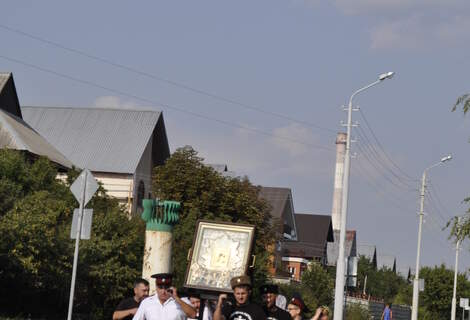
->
[259,284,290,320]
[113,279,150,320]
[214,275,266,320]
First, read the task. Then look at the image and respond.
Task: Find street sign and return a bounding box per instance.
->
[70,169,98,206]
[345,256,358,287]
[419,278,425,292]
[460,298,469,308]
[70,209,93,240]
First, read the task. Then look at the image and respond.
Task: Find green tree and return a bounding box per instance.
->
[453,94,470,115]
[301,263,334,311]
[0,150,145,319]
[152,146,276,289]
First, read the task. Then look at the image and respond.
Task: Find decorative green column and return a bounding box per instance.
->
[141,199,180,294]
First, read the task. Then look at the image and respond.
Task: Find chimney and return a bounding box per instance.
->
[331,132,347,231]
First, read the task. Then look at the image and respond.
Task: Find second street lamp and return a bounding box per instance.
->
[411,154,452,320]
[332,71,394,320]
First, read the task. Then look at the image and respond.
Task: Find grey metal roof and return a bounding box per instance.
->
[0,109,73,168]
[0,73,9,90]
[327,230,357,266]
[21,106,163,173]
[377,255,396,271]
[357,244,376,261]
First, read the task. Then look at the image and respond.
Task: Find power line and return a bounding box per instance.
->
[0,23,338,135]
[355,126,417,190]
[358,108,417,182]
[0,54,334,153]
[354,140,416,192]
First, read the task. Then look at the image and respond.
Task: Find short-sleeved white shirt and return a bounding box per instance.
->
[133,295,186,320]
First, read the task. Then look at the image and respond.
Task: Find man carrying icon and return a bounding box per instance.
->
[133,273,196,320]
[213,275,267,320]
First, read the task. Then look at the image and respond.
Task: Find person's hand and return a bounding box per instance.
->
[129,307,138,315]
[169,286,178,299]
[315,308,323,316]
[218,294,228,306]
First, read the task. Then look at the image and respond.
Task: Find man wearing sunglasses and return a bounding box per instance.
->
[133,273,196,320]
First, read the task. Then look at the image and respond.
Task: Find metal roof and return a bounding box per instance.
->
[21,106,163,173]
[259,186,291,219]
[377,255,396,271]
[0,73,9,90]
[0,109,73,168]
[327,230,357,266]
[357,244,376,260]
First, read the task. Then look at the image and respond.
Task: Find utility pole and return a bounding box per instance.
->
[332,72,394,320]
[411,155,452,320]
[451,217,462,320]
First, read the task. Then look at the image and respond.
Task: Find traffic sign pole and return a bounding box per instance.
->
[67,169,87,320]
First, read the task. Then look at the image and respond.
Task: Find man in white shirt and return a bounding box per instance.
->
[133,273,196,320]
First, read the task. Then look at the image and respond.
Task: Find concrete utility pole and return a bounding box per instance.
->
[411,155,452,320]
[451,217,462,320]
[332,72,394,320]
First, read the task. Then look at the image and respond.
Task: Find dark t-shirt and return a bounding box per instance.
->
[222,302,267,320]
[115,297,140,320]
[263,306,291,320]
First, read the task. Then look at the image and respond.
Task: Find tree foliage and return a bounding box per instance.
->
[0,150,144,319]
[453,94,470,115]
[152,146,276,289]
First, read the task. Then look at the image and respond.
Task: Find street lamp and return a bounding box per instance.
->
[332,72,395,320]
[411,154,452,320]
[451,216,462,320]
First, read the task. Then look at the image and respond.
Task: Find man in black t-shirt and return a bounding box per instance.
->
[259,284,290,320]
[112,278,149,320]
[214,275,267,320]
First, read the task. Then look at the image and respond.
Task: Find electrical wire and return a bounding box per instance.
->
[0,54,334,153]
[358,108,416,182]
[0,23,338,135]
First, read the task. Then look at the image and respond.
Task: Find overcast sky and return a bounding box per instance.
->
[1,0,470,273]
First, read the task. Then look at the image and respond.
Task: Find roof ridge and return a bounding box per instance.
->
[22,105,162,113]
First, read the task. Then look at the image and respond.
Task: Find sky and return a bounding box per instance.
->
[1,0,470,274]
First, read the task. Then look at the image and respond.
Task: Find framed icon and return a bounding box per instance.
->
[184,220,256,293]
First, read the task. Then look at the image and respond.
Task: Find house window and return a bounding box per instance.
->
[288,266,296,278]
[137,180,145,209]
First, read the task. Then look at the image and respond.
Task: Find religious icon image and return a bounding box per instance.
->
[184,221,255,292]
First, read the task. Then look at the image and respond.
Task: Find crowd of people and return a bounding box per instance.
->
[112,273,332,320]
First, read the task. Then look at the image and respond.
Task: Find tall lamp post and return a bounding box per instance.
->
[333,72,395,320]
[411,154,452,320]
[451,216,462,320]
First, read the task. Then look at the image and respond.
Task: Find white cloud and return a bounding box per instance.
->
[370,15,470,50]
[333,0,466,15]
[92,95,138,109]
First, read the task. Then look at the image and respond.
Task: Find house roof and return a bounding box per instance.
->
[259,187,291,219]
[326,230,357,266]
[357,244,376,261]
[0,72,22,118]
[0,109,73,168]
[259,186,298,239]
[377,255,396,271]
[21,106,166,174]
[282,213,334,259]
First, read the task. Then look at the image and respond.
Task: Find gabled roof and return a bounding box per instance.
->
[282,213,334,259]
[0,109,72,168]
[357,244,376,259]
[326,230,357,266]
[259,186,298,239]
[0,72,22,118]
[377,255,396,272]
[22,106,167,174]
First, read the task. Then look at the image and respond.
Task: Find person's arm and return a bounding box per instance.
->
[113,308,138,320]
[311,307,323,320]
[170,287,197,318]
[213,294,227,320]
[390,310,393,320]
[381,310,385,320]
